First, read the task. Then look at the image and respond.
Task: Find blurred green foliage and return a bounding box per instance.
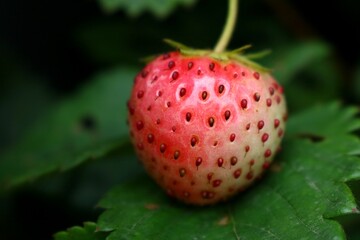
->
[98,0,196,17]
[0,68,135,190]
[0,0,359,239]
[54,222,109,240]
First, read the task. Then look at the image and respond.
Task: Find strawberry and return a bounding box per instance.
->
[127,46,287,205]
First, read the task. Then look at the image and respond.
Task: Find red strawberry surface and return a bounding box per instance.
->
[127,51,287,205]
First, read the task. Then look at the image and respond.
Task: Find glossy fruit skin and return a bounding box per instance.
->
[127,51,287,205]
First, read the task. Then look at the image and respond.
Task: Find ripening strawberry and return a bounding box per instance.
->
[127,46,287,205]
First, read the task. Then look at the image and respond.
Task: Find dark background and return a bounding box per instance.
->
[0,0,359,239]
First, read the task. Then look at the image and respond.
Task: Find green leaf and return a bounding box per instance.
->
[97,0,197,18]
[286,102,360,138]
[272,41,331,84]
[0,67,137,191]
[267,41,342,112]
[54,222,108,240]
[96,102,360,239]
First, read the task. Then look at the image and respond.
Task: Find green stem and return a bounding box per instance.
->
[214,0,238,53]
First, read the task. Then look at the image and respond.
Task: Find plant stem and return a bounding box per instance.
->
[214,0,238,53]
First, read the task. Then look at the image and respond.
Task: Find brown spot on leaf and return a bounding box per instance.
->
[144,203,159,210]
[217,215,230,226]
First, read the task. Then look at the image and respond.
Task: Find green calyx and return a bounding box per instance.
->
[164,39,271,72]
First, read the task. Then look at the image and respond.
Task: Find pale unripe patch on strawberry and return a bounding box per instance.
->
[128,51,287,205]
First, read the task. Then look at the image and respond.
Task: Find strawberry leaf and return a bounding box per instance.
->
[97,0,197,18]
[272,41,331,85]
[54,222,108,240]
[269,41,342,112]
[286,102,360,138]
[96,102,360,239]
[0,68,136,191]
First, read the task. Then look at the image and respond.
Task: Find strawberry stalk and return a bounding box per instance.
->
[214,0,239,53]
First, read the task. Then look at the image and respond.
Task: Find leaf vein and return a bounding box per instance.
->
[265,183,321,237]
